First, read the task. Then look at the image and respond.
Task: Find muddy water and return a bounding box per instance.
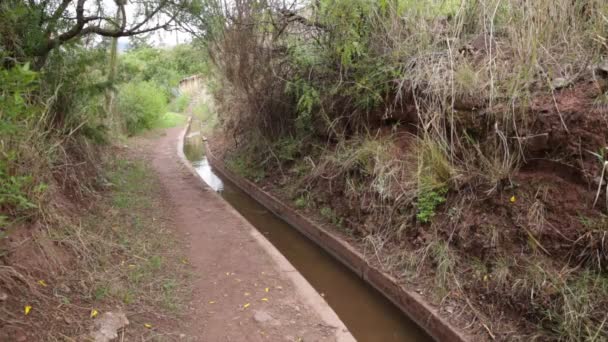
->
[184,132,432,342]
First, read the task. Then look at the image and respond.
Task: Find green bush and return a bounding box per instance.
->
[0,64,41,224]
[416,184,447,224]
[170,93,190,113]
[274,136,302,162]
[117,81,167,134]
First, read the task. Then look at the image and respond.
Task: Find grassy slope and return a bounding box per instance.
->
[0,119,190,340]
[203,1,608,339]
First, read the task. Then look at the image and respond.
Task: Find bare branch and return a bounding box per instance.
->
[34,0,179,67]
[44,0,75,38]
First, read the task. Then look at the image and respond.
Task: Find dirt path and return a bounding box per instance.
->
[147,127,352,341]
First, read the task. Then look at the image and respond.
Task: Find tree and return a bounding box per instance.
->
[0,0,186,69]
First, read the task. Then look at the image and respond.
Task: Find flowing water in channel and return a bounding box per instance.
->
[183,130,432,342]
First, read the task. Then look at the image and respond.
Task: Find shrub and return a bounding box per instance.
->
[117,81,167,134]
[274,136,302,162]
[192,101,219,134]
[415,183,447,224]
[170,93,190,113]
[0,64,42,223]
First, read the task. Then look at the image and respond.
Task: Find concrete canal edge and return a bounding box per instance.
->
[177,118,356,342]
[195,122,472,342]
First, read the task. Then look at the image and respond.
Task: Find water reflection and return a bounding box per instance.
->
[193,157,224,192]
[181,122,431,342]
[183,133,224,192]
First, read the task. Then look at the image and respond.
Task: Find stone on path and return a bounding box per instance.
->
[90,311,129,342]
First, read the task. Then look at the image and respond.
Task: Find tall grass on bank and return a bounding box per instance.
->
[0,157,190,339]
[209,0,607,184]
[202,0,608,339]
[207,0,607,229]
[1,54,109,228]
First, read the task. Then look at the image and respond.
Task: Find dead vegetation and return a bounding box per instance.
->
[0,148,190,341]
[202,0,608,340]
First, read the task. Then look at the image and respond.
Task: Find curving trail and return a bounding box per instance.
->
[147,126,353,341]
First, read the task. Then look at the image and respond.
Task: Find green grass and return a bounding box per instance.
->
[320,206,343,226]
[416,183,447,223]
[93,158,191,314]
[151,112,187,129]
[431,240,454,297]
[294,195,309,208]
[108,160,154,209]
[7,155,194,339]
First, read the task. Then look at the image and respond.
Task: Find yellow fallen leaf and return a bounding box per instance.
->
[243,303,250,309]
[209,301,216,304]
[24,305,32,315]
[181,258,189,264]
[483,275,488,282]
[510,195,516,203]
[90,309,99,318]
[261,298,268,302]
[128,264,136,268]
[144,323,152,329]
[264,287,269,293]
[37,280,47,287]
[244,292,250,296]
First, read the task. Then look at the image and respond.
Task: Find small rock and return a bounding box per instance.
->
[445,306,454,314]
[253,310,273,323]
[0,292,8,301]
[90,311,129,342]
[179,333,186,339]
[551,77,569,90]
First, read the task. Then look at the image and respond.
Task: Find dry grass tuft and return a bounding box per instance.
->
[206,0,608,339]
[0,152,190,340]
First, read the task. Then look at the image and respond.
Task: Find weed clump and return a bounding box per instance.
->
[117,81,168,135]
[416,184,447,224]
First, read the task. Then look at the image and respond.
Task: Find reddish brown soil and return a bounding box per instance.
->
[0,127,345,341]
[147,127,341,341]
[527,79,608,182]
[210,77,608,340]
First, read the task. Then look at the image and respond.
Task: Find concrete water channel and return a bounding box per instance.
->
[183,125,432,342]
